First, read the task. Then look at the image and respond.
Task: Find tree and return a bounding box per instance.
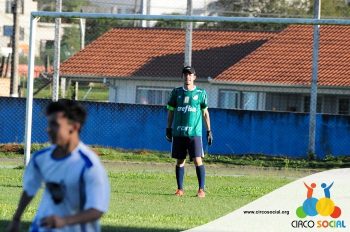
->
[313,0,350,18]
[154,13,184,28]
[202,0,350,31]
[36,0,90,11]
[85,19,134,45]
[61,26,81,61]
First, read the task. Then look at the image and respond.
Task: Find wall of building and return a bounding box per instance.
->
[0,78,10,96]
[109,79,216,107]
[109,79,350,114]
[0,0,38,54]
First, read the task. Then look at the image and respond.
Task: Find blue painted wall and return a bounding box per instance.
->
[1,97,349,159]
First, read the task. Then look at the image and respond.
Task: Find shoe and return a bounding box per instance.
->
[175,189,184,196]
[197,189,205,198]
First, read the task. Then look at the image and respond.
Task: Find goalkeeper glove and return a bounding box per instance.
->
[207,130,213,146]
[166,128,172,142]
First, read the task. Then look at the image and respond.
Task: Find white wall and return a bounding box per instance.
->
[0,0,38,55]
[109,79,217,107]
[35,22,77,56]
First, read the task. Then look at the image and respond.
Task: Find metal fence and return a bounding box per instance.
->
[2,9,350,162]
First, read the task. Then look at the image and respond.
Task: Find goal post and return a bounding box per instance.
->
[24,11,350,165]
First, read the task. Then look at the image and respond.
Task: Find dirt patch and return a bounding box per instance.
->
[0,144,23,153]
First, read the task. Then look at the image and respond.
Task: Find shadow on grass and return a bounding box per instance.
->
[0,220,180,232]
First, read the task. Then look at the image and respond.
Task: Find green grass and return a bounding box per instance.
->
[2,143,350,170]
[21,79,109,101]
[0,155,294,231]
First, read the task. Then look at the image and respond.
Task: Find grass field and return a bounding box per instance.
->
[22,79,109,101]
[0,148,310,232]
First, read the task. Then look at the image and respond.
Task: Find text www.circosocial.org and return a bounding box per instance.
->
[243,210,290,215]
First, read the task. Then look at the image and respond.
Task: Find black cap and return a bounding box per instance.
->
[182,66,195,74]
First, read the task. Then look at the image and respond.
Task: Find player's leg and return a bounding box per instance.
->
[175,158,186,196]
[172,137,187,196]
[189,137,206,198]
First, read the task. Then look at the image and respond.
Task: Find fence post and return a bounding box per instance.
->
[184,0,193,66]
[308,0,321,159]
[52,0,62,101]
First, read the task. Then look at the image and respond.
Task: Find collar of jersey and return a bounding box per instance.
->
[50,142,82,161]
[182,86,196,92]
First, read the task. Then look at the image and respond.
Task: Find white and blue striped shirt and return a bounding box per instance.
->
[24,142,110,232]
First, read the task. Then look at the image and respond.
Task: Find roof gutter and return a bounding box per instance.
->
[60,74,210,83]
[209,79,350,90]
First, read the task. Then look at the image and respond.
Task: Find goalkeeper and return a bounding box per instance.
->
[166,66,213,198]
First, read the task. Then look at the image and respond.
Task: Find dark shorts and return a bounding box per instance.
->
[171,136,204,160]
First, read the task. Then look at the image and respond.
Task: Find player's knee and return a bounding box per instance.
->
[194,157,203,166]
[176,159,185,166]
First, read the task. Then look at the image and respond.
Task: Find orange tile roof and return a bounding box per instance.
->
[216,25,350,87]
[60,27,275,79]
[61,26,350,87]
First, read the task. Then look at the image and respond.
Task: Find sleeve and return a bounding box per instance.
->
[200,89,208,110]
[167,89,177,111]
[23,156,43,197]
[83,162,110,212]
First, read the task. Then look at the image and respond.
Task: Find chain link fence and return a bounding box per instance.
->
[2,6,350,159]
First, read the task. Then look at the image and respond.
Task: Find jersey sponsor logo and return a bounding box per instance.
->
[177,105,197,113]
[184,96,189,104]
[46,181,66,204]
[177,126,193,132]
[193,95,198,100]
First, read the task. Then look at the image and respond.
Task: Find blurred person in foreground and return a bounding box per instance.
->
[7,99,110,232]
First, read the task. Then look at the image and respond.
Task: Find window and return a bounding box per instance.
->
[3,26,25,40]
[303,96,322,113]
[218,90,238,109]
[242,92,258,110]
[3,26,12,36]
[136,87,171,105]
[5,0,24,14]
[265,93,300,112]
[338,98,349,115]
[5,0,12,13]
[218,90,260,110]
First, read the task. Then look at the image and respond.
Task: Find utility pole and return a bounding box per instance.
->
[184,0,193,66]
[141,0,151,27]
[53,0,62,101]
[146,0,151,27]
[308,0,321,159]
[134,0,139,27]
[73,9,86,100]
[10,0,20,97]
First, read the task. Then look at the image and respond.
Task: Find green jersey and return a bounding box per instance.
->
[167,86,208,137]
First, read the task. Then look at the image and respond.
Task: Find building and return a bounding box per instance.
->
[60,27,275,108]
[60,26,350,115]
[0,0,38,56]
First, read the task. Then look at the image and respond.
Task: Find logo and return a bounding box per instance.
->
[291,181,345,229]
[296,182,341,219]
[177,105,197,113]
[184,96,189,104]
[193,95,198,100]
[176,126,193,132]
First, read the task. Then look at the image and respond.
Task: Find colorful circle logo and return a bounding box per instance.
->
[296,182,341,219]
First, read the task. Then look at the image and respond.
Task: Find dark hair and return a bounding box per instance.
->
[46,99,87,127]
